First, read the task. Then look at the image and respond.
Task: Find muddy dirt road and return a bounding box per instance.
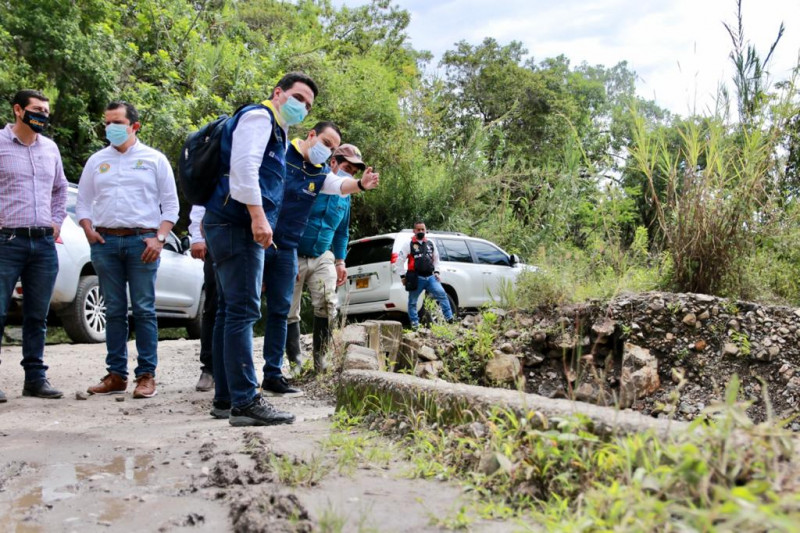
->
[0,338,500,532]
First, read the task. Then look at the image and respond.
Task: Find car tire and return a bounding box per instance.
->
[446,292,458,319]
[185,289,205,340]
[59,275,106,343]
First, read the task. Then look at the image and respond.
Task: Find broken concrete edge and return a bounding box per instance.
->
[337,369,688,440]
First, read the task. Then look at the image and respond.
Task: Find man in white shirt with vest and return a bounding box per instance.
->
[76,101,179,399]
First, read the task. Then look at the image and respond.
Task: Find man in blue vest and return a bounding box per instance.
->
[202,72,317,427]
[286,144,371,376]
[260,131,379,397]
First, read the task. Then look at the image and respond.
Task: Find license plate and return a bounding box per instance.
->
[355,277,369,289]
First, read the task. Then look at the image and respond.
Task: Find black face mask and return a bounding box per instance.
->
[415,232,425,240]
[22,110,49,133]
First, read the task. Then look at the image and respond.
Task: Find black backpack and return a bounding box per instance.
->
[178,104,254,205]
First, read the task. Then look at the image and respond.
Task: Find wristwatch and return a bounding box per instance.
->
[156,234,166,243]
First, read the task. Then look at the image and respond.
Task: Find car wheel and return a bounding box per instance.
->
[446,292,458,319]
[185,289,205,340]
[59,275,106,343]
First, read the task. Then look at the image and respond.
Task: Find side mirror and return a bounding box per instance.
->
[180,235,191,253]
[509,253,519,266]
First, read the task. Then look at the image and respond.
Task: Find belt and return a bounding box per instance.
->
[0,226,54,237]
[95,227,158,236]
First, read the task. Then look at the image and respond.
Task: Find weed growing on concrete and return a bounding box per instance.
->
[336,376,800,529]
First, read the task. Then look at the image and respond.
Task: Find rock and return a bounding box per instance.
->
[592,319,616,339]
[394,336,424,371]
[728,319,741,331]
[524,352,545,366]
[753,351,770,362]
[343,344,380,371]
[461,315,476,327]
[499,342,515,354]
[695,294,715,303]
[485,353,522,386]
[694,339,707,351]
[469,422,486,439]
[698,310,710,321]
[414,360,444,379]
[418,346,438,362]
[682,313,697,327]
[574,382,611,406]
[371,320,403,363]
[768,346,780,359]
[341,324,368,347]
[504,329,521,339]
[537,382,567,399]
[722,343,739,356]
[649,299,665,311]
[477,452,511,476]
[486,308,507,318]
[619,343,660,408]
[115,396,125,402]
[3,327,23,342]
[75,391,88,401]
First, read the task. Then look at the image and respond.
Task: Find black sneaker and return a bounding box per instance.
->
[261,376,304,397]
[22,379,63,399]
[229,396,295,427]
[210,400,231,419]
[0,388,6,403]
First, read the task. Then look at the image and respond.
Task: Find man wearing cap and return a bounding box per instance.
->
[0,89,68,402]
[286,144,370,376]
[260,133,379,397]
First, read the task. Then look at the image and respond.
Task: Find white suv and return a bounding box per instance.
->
[10,185,205,343]
[338,230,534,317]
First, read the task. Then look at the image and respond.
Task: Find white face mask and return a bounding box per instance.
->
[308,139,332,165]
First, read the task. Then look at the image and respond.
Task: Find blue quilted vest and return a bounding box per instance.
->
[272,140,331,250]
[205,103,287,227]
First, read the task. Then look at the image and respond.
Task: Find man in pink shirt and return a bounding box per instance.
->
[0,89,68,402]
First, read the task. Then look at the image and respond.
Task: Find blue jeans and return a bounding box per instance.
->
[90,234,159,379]
[0,234,58,383]
[262,246,297,379]
[203,212,263,408]
[407,275,453,327]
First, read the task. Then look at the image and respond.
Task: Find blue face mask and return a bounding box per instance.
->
[336,168,352,178]
[280,95,308,126]
[105,123,130,147]
[308,140,331,165]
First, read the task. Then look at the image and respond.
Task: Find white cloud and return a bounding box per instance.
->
[337,0,800,116]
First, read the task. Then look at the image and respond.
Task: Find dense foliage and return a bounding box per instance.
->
[1,0,798,303]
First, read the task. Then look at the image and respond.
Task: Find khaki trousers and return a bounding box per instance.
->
[288,251,338,324]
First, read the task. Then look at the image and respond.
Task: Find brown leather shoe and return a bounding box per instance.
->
[133,373,157,399]
[87,373,128,395]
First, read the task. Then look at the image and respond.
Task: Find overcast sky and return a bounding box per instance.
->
[336,0,800,117]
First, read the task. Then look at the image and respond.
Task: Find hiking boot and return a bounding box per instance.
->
[133,373,157,399]
[312,316,331,374]
[229,395,295,427]
[22,379,63,399]
[0,388,7,403]
[87,373,128,395]
[286,322,304,377]
[195,371,214,392]
[210,400,231,419]
[261,376,304,397]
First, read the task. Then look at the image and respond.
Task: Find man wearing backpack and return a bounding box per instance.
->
[259,127,379,398]
[202,72,318,427]
[399,221,454,329]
